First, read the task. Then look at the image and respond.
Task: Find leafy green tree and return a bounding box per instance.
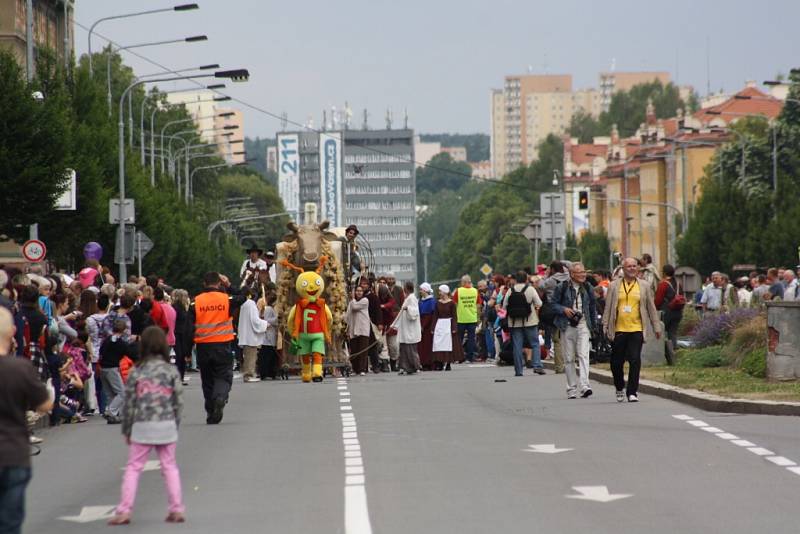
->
[416,152,472,194]
[418,133,490,162]
[0,51,71,241]
[568,110,603,144]
[577,230,612,271]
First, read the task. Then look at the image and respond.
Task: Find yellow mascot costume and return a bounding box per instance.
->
[282,257,333,383]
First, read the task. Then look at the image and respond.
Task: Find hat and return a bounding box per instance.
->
[265,251,275,258]
[245,243,263,255]
[345,224,359,235]
[438,284,450,295]
[419,282,432,293]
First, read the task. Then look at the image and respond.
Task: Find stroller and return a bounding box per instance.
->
[589,315,612,364]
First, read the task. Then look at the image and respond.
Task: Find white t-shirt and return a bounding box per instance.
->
[240,258,268,278]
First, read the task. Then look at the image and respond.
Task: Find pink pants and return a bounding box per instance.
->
[116,442,184,515]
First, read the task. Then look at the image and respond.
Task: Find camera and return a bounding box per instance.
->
[568,311,583,327]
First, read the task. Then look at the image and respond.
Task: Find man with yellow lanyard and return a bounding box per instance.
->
[453,274,482,363]
[602,257,662,403]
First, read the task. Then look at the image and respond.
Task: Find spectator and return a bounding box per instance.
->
[397,281,421,375]
[171,290,192,385]
[257,292,279,380]
[654,264,683,366]
[504,270,543,377]
[782,270,798,302]
[100,319,134,424]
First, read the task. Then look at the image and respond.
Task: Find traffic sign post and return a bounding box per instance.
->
[479,263,493,277]
[135,231,154,277]
[109,199,135,224]
[22,240,46,262]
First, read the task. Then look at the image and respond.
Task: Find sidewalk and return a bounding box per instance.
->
[542,361,800,416]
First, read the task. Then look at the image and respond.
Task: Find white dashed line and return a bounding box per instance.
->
[339,379,373,534]
[675,414,799,479]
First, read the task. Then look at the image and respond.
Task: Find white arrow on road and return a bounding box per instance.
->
[522,444,574,454]
[59,505,116,523]
[566,486,632,503]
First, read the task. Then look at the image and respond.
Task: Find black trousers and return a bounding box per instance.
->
[258,345,278,379]
[196,342,233,412]
[611,331,644,395]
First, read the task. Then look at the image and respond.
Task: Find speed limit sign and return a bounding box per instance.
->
[22,240,47,262]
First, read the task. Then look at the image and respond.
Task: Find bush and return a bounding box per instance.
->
[677,306,700,336]
[692,308,760,348]
[740,347,767,378]
[723,312,767,367]
[676,346,726,368]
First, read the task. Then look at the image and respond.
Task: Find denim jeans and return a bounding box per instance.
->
[483,327,496,359]
[511,326,541,375]
[457,323,477,362]
[0,466,32,534]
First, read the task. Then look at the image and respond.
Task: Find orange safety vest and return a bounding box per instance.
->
[194,291,234,344]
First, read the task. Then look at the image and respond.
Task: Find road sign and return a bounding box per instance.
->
[22,240,46,262]
[109,199,135,224]
[521,221,540,241]
[540,192,565,217]
[479,263,493,277]
[135,231,154,258]
[114,227,135,265]
[540,219,566,241]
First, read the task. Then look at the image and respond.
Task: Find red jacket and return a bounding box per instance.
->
[150,300,169,332]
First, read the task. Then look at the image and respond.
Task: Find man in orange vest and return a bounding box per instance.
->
[191,272,240,424]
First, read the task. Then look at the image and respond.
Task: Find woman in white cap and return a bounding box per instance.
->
[431,285,462,370]
[417,283,436,370]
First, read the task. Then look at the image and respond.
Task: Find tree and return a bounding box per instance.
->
[568,110,603,144]
[244,136,278,185]
[0,51,71,241]
[418,133,490,162]
[416,152,472,194]
[577,231,611,271]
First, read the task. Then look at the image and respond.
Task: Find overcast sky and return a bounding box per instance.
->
[76,0,800,140]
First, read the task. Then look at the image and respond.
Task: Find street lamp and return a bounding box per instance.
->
[160,108,232,173]
[87,4,199,75]
[117,69,250,281]
[106,35,208,117]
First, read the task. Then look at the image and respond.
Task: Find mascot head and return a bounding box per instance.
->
[281,256,328,303]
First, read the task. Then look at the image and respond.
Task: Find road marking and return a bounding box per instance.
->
[339,378,373,534]
[565,486,632,503]
[522,444,574,454]
[766,456,796,467]
[674,415,800,479]
[59,506,116,523]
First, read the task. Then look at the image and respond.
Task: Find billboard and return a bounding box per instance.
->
[319,132,342,226]
[277,134,300,219]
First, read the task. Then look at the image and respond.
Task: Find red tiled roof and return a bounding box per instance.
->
[694,86,783,124]
[569,143,607,165]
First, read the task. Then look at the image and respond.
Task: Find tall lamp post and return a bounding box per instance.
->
[116,69,249,281]
[87,4,199,75]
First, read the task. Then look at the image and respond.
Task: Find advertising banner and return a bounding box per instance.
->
[319,132,343,226]
[277,134,300,219]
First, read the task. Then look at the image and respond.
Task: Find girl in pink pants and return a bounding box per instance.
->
[109,326,185,525]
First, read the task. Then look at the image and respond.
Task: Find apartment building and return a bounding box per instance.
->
[598,71,671,111]
[0,0,74,73]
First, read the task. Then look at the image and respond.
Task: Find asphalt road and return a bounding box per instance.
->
[25,364,800,534]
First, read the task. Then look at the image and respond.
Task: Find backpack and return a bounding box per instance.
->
[21,315,49,382]
[538,289,557,325]
[506,285,532,321]
[665,280,686,311]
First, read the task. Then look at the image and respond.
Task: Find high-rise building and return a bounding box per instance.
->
[0,0,74,73]
[213,108,244,164]
[276,127,417,282]
[598,71,671,111]
[166,91,245,162]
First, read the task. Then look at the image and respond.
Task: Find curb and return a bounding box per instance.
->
[542,361,800,416]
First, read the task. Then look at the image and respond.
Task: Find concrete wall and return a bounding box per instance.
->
[766,302,800,381]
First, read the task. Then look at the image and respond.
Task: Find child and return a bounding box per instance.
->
[258,292,279,380]
[109,326,185,525]
[99,319,133,424]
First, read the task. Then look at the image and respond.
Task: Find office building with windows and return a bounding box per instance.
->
[276,126,417,282]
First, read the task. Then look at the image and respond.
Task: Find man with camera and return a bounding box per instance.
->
[552,262,598,399]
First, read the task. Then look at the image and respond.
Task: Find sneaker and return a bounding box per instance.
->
[533,368,545,375]
[29,435,43,445]
[398,370,406,375]
[165,512,185,523]
[628,394,639,403]
[108,513,131,525]
[567,393,577,399]
[244,377,260,383]
[581,389,593,398]
[616,390,625,402]
[359,372,366,377]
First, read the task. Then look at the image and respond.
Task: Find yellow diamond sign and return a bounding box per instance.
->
[480,263,493,277]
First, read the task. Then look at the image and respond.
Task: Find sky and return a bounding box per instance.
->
[75,0,800,140]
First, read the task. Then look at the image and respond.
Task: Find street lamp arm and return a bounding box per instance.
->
[208,213,290,239]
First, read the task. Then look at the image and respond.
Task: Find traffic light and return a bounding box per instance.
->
[578,190,589,210]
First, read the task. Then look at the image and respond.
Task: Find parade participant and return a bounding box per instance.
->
[170,290,192,386]
[417,283,436,369]
[504,271,544,376]
[191,272,238,424]
[397,281,421,375]
[361,276,382,373]
[553,263,597,398]
[453,275,481,363]
[432,285,461,370]
[239,244,267,286]
[346,286,371,376]
[0,307,53,534]
[237,287,270,383]
[378,283,399,372]
[603,257,662,403]
[263,251,278,285]
[342,225,363,282]
[258,293,279,380]
[109,326,184,525]
[282,258,333,383]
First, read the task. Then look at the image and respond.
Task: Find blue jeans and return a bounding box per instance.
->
[0,466,32,534]
[511,326,541,375]
[483,327,495,359]
[457,323,477,362]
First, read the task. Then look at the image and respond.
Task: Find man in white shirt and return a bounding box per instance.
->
[240,244,267,284]
[263,251,278,284]
[783,270,799,302]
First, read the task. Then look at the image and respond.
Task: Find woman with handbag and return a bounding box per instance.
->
[654,264,684,366]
